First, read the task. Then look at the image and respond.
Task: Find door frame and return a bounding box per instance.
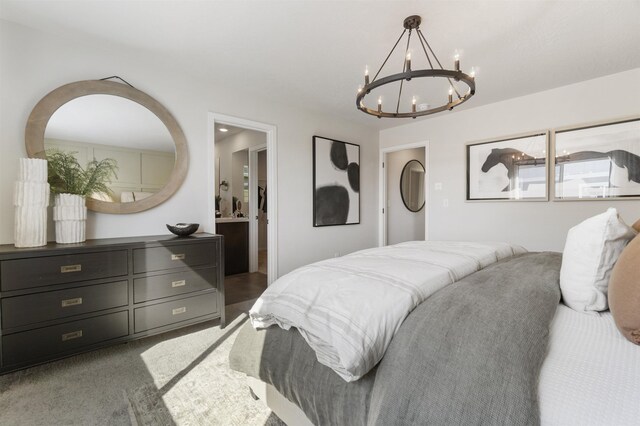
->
[208,112,278,284]
[379,141,429,247]
[248,144,267,273]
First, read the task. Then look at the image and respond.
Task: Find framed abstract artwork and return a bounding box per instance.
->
[553,117,640,200]
[313,136,360,226]
[466,131,549,201]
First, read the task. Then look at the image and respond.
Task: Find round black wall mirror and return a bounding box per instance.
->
[400,159,425,212]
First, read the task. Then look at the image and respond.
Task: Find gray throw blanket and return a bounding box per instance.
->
[230,252,561,425]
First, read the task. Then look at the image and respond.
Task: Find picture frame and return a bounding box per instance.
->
[466,131,549,201]
[552,117,640,201]
[313,136,360,226]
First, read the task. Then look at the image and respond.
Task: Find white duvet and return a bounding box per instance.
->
[250,241,526,381]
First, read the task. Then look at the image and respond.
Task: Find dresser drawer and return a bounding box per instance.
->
[134,268,217,303]
[1,250,128,291]
[134,292,218,333]
[133,243,216,274]
[2,280,128,329]
[2,311,128,367]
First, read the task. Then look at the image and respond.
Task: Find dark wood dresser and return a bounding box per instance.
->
[0,233,224,374]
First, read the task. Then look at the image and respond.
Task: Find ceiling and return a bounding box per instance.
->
[2,1,639,130]
[214,124,246,142]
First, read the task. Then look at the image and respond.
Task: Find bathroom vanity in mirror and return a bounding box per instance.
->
[216,218,248,276]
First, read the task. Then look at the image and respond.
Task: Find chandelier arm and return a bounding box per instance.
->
[451,80,463,100]
[372,29,406,82]
[416,29,435,70]
[396,79,405,114]
[417,29,463,99]
[404,29,412,63]
[446,76,463,100]
[395,30,413,113]
[417,29,444,69]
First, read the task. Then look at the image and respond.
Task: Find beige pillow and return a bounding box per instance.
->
[608,218,640,345]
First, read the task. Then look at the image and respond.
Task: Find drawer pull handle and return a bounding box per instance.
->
[171,254,186,261]
[172,280,186,288]
[172,306,187,315]
[61,264,82,273]
[62,330,83,341]
[61,297,83,307]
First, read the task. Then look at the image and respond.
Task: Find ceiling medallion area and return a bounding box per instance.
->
[356,15,476,119]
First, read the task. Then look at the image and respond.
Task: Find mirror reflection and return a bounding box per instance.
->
[400,159,425,212]
[44,94,175,203]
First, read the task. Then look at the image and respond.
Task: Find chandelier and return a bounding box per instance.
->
[356,15,476,119]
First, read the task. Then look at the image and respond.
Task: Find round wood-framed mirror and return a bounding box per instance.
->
[25,80,188,214]
[400,159,425,212]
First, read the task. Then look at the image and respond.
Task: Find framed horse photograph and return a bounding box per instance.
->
[466,131,549,201]
[552,117,640,200]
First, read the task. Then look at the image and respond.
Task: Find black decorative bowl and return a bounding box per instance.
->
[166,223,199,237]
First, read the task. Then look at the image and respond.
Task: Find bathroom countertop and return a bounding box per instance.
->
[215,217,250,223]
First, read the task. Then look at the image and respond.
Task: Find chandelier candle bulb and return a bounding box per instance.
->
[412,97,417,113]
[470,67,476,78]
[454,53,460,72]
[448,87,453,104]
[406,53,412,72]
[364,66,370,86]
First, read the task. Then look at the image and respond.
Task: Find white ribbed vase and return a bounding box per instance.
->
[53,194,87,244]
[14,158,50,248]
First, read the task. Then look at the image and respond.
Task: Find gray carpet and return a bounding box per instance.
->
[0,302,285,426]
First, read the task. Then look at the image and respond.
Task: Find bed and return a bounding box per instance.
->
[229,241,640,425]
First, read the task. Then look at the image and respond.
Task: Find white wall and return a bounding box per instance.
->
[386,147,425,245]
[380,68,640,252]
[0,20,379,276]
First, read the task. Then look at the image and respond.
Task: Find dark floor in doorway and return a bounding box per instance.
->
[225,272,268,305]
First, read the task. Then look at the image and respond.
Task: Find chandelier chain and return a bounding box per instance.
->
[372,29,406,83]
[416,29,443,69]
[396,29,413,114]
[416,29,435,71]
[417,29,463,99]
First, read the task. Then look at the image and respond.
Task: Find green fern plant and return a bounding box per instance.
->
[47,150,118,197]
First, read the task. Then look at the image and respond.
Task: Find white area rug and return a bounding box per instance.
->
[126,314,283,425]
[0,310,283,426]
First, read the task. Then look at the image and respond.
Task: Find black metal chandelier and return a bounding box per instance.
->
[356,15,476,119]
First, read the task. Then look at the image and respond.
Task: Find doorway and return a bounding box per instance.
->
[379,142,429,246]
[208,113,278,307]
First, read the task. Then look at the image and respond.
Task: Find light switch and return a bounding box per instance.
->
[435,183,442,191]
[443,199,449,207]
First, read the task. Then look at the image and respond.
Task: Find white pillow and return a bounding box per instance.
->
[560,208,636,314]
